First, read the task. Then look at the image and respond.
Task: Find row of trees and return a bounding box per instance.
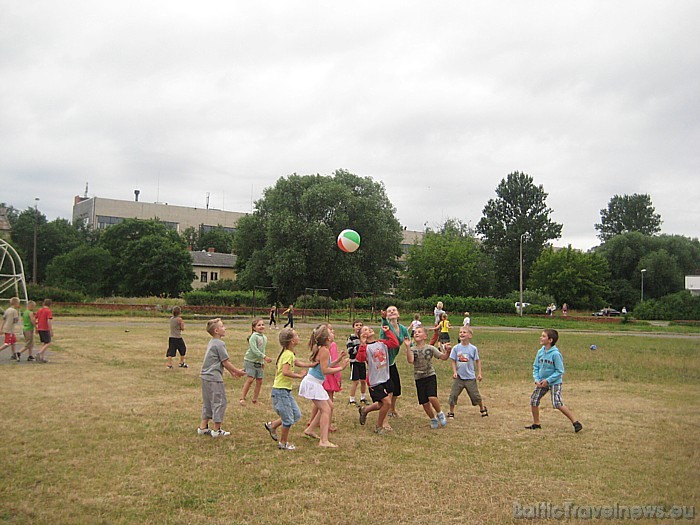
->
[2,170,697,311]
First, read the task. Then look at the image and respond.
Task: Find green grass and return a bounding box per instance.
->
[0,317,698,524]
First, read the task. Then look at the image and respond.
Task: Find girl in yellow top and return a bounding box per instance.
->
[264,328,314,450]
[437,312,451,349]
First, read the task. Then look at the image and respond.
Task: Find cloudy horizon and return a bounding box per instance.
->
[2,1,698,251]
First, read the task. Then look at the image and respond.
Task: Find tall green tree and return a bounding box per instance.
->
[181,225,235,254]
[475,171,563,296]
[595,193,662,241]
[528,246,610,309]
[45,245,115,297]
[401,219,494,297]
[233,170,403,302]
[595,232,700,304]
[10,209,86,283]
[100,219,193,296]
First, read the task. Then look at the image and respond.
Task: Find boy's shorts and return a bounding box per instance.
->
[415,374,438,405]
[389,363,401,397]
[439,332,450,343]
[201,380,227,423]
[350,361,366,381]
[166,337,187,357]
[4,333,17,345]
[243,359,264,379]
[530,383,564,409]
[38,330,51,344]
[448,377,482,406]
[271,388,302,428]
[369,380,394,403]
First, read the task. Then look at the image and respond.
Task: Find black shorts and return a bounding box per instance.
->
[389,363,401,397]
[439,332,451,343]
[415,374,438,405]
[38,330,51,344]
[350,361,366,381]
[166,337,187,357]
[369,380,394,403]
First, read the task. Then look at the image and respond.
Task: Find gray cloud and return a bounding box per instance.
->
[2,1,698,250]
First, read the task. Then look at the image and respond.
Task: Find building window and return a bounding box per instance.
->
[96,215,124,229]
[161,221,179,231]
[200,271,208,283]
[210,272,218,281]
[201,224,236,234]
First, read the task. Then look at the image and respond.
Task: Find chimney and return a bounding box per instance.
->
[134,189,140,202]
[207,247,216,253]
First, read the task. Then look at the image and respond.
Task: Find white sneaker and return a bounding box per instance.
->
[210,428,231,438]
[197,427,211,436]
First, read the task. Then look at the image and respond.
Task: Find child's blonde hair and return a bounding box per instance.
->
[27,300,36,309]
[9,297,20,307]
[308,323,331,362]
[206,318,222,336]
[276,328,296,365]
[172,306,182,317]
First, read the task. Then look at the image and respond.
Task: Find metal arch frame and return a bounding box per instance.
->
[0,239,29,306]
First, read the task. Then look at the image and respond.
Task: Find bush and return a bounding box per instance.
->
[26,284,87,303]
[183,290,265,307]
[632,291,700,321]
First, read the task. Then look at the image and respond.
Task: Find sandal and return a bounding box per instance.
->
[480,407,489,417]
[264,422,278,441]
[525,424,542,430]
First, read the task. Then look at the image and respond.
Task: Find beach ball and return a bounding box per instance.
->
[590,344,597,351]
[337,229,361,253]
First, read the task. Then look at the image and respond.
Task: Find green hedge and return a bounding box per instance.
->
[632,291,700,321]
[183,290,268,307]
[26,284,87,303]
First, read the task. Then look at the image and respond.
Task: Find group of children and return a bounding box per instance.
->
[1,297,54,363]
[194,305,583,449]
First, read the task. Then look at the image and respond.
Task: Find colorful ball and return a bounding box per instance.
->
[337,229,361,253]
[590,344,597,351]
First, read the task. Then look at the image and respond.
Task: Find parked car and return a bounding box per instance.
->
[592,308,621,317]
[514,302,531,310]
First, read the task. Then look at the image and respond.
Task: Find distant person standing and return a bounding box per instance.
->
[462,312,471,327]
[562,303,568,317]
[1,296,20,361]
[430,301,445,346]
[18,300,37,362]
[269,305,277,329]
[621,306,627,315]
[283,304,294,328]
[166,306,187,369]
[35,299,53,363]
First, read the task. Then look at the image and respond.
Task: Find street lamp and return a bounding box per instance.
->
[640,268,647,302]
[519,233,526,316]
[32,198,39,283]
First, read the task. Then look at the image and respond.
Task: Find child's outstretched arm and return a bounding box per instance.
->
[379,325,399,348]
[223,359,246,378]
[475,358,482,381]
[282,362,307,379]
[437,343,451,360]
[293,358,315,369]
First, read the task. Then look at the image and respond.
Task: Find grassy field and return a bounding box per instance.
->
[1,317,698,524]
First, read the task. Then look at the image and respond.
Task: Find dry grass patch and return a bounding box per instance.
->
[0,317,698,524]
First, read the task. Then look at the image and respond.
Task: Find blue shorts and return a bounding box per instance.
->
[271,388,301,428]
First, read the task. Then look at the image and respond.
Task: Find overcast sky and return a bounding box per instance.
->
[2,1,698,250]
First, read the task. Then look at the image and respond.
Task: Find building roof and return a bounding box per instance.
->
[190,251,237,268]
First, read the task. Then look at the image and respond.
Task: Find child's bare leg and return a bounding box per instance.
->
[349,380,358,399]
[252,378,263,403]
[422,402,436,419]
[376,398,391,429]
[429,396,442,415]
[389,394,398,416]
[166,356,173,367]
[531,405,540,425]
[199,418,210,431]
[240,376,254,402]
[317,400,336,447]
[279,425,290,444]
[270,418,283,430]
[558,405,577,424]
[328,392,337,431]
[305,407,321,438]
[360,380,367,395]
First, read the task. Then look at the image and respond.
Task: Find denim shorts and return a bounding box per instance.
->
[271,388,301,428]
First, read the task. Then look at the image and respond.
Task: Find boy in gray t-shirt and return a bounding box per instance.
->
[407,326,450,429]
[197,318,245,437]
